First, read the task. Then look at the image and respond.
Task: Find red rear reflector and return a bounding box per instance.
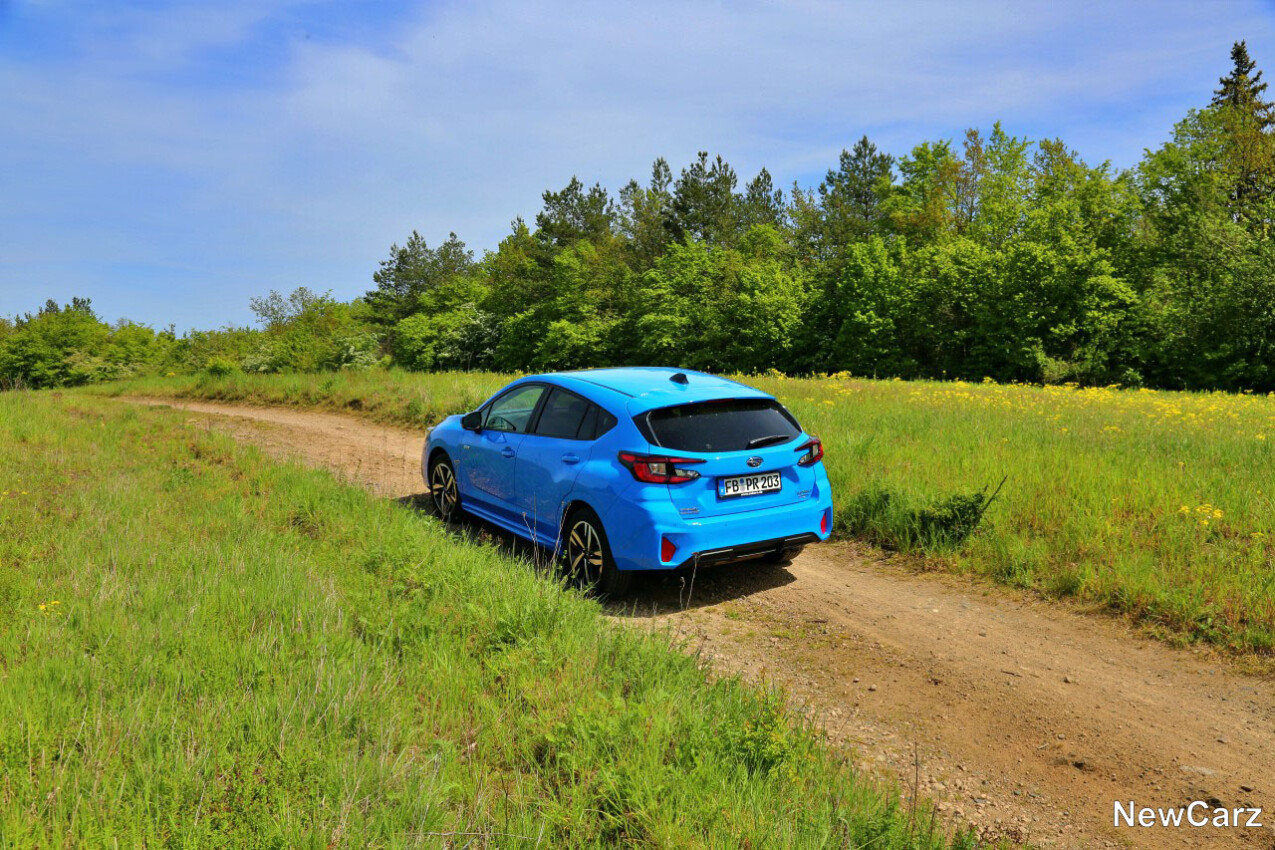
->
[820,511,829,533]
[661,536,677,562]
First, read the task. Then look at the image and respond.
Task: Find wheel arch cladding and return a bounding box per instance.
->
[428,446,451,470]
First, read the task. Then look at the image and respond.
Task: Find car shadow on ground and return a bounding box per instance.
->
[613,560,798,618]
[395,492,798,612]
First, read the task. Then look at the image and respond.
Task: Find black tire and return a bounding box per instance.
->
[761,544,805,565]
[428,452,461,523]
[563,506,632,598]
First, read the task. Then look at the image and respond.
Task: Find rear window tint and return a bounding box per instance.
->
[534,388,591,439]
[594,410,617,439]
[638,399,800,453]
[576,404,599,440]
[572,404,618,440]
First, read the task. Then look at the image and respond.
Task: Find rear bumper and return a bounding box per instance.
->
[599,466,834,571]
[673,532,821,569]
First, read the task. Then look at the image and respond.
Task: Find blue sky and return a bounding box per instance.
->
[2,0,1273,332]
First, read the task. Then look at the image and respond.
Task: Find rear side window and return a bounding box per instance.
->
[531,388,619,441]
[594,410,617,439]
[576,406,617,441]
[534,388,591,439]
[639,399,800,453]
[576,404,598,440]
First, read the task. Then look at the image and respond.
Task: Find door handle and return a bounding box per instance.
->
[561,452,581,465]
[501,447,516,459]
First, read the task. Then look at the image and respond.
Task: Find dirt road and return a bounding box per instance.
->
[130,398,1275,849]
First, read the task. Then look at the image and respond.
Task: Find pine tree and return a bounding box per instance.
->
[1213,40,1274,129]
[739,167,785,229]
[618,159,675,268]
[669,152,740,245]
[815,136,894,251]
[535,178,616,247]
[365,232,474,325]
[1210,41,1275,220]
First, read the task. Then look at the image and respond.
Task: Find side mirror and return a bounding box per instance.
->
[461,410,483,432]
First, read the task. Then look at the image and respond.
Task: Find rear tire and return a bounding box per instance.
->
[563,506,632,599]
[428,452,461,523]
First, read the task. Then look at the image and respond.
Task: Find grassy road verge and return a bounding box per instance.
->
[0,392,963,847]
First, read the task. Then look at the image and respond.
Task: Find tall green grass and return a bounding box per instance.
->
[89,369,1275,654]
[0,393,969,847]
[757,376,1275,655]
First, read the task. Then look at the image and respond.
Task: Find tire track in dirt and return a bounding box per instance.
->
[127,397,1275,850]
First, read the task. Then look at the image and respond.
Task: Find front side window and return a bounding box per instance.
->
[484,384,545,433]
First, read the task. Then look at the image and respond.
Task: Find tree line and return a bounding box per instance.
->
[3,42,1273,391]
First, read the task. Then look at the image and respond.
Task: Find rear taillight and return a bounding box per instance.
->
[618,451,704,484]
[795,437,823,466]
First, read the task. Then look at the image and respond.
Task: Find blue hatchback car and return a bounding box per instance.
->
[422,367,833,595]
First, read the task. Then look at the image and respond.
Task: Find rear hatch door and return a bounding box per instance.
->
[635,398,815,519]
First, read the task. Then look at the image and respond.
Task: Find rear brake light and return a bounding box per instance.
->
[618,451,704,484]
[795,437,823,466]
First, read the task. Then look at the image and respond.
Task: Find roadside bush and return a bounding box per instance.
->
[0,300,171,389]
[326,328,381,370]
[236,288,383,374]
[841,481,1003,552]
[203,356,241,377]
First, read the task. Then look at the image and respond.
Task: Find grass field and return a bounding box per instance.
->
[91,369,1275,655]
[0,392,967,847]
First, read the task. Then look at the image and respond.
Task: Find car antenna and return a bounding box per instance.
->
[670,372,689,385]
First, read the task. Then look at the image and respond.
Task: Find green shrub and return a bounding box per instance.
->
[840,482,1003,552]
[203,356,241,377]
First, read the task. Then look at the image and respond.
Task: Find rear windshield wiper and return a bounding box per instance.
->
[746,434,793,449]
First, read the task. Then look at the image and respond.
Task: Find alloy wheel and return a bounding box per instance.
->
[567,518,604,584]
[430,461,458,519]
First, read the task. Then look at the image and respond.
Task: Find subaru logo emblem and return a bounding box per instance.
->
[747,456,763,468]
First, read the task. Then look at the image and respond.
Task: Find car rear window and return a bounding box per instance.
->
[638,399,801,453]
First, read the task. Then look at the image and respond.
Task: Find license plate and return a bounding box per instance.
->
[718,471,782,498]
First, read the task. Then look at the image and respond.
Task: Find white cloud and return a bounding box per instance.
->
[1,0,1273,328]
